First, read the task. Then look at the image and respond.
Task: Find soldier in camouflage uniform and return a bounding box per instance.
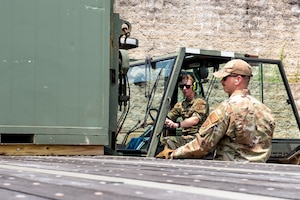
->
[157,59,275,162]
[162,74,209,149]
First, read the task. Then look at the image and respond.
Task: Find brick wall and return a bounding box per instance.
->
[115,0,299,72]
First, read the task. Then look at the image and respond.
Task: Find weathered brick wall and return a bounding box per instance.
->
[114,0,300,113]
[115,1,300,68]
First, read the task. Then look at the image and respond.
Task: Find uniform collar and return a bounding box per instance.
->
[184,94,199,102]
[230,89,250,97]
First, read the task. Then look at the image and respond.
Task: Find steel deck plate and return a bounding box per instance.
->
[0,156,299,200]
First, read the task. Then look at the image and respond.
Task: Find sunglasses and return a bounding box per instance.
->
[179,84,192,89]
[222,74,244,81]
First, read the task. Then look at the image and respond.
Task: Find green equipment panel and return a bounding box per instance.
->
[0,0,119,145]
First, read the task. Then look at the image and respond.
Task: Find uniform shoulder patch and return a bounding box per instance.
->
[208,111,220,124]
[201,110,221,128]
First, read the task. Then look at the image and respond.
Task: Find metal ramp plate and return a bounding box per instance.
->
[0,156,299,199]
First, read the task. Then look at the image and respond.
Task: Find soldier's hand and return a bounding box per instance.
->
[164,118,172,126]
[155,148,174,159]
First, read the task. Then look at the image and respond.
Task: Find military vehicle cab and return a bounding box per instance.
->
[116,47,300,164]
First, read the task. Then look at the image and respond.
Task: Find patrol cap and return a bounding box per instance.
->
[213,59,252,78]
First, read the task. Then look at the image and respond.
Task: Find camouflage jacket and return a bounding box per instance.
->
[172,89,276,162]
[167,95,208,135]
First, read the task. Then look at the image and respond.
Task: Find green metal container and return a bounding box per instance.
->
[0,0,120,146]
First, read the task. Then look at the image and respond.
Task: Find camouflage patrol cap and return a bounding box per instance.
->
[213,59,252,78]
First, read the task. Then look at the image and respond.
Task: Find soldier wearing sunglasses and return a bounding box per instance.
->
[157,59,275,162]
[162,74,209,150]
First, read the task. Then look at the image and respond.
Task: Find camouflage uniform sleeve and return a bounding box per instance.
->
[190,98,209,122]
[167,102,182,121]
[172,104,229,159]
